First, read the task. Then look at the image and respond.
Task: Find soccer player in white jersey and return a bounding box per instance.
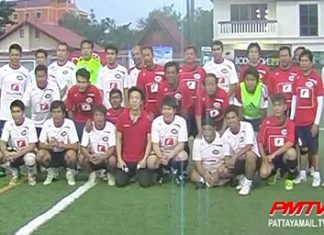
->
[37,101,79,186]
[80,105,117,185]
[29,48,67,98]
[0,100,38,186]
[48,42,76,99]
[128,45,143,88]
[23,65,61,137]
[203,40,238,103]
[0,44,30,135]
[191,117,231,189]
[147,96,189,186]
[97,45,128,108]
[222,106,261,196]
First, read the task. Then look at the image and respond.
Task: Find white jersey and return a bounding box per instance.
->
[151,115,188,150]
[29,68,67,93]
[0,64,30,121]
[39,118,79,152]
[222,121,260,157]
[1,117,38,151]
[192,132,225,172]
[23,81,61,127]
[203,59,238,101]
[128,66,141,88]
[81,121,116,154]
[48,61,76,91]
[97,64,128,108]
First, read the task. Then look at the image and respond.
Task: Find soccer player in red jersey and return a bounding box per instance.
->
[115,87,153,187]
[66,68,102,140]
[136,46,165,118]
[156,62,193,119]
[268,46,300,111]
[290,50,323,188]
[195,73,229,135]
[239,43,270,85]
[106,88,124,126]
[258,94,298,191]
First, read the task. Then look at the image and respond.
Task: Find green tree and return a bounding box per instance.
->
[0,0,16,35]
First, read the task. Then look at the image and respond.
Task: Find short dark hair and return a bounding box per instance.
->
[211,40,224,51]
[76,68,90,81]
[57,42,69,50]
[50,100,66,112]
[10,100,25,112]
[202,116,216,127]
[161,96,178,110]
[204,73,218,85]
[164,61,179,73]
[80,39,94,49]
[243,66,260,81]
[105,44,118,54]
[247,42,261,54]
[184,45,197,55]
[299,49,313,62]
[9,43,22,53]
[224,105,239,118]
[93,105,107,116]
[294,46,306,54]
[35,48,48,58]
[34,64,48,75]
[271,93,286,104]
[109,88,122,98]
[141,46,154,55]
[128,87,145,101]
[279,46,291,57]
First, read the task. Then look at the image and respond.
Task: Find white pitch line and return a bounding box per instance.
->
[15,182,96,235]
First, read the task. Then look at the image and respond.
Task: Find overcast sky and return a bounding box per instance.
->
[76,0,213,25]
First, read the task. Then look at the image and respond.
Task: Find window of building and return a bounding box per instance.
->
[36,11,41,19]
[19,28,24,38]
[300,4,318,36]
[35,29,40,38]
[231,4,268,21]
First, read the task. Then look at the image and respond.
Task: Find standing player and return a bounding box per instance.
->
[293,46,306,66]
[76,40,102,85]
[259,94,298,190]
[66,68,102,140]
[239,43,270,84]
[128,45,143,88]
[23,65,61,137]
[222,106,261,196]
[106,88,124,126]
[203,40,238,103]
[147,96,189,186]
[48,42,77,99]
[97,45,128,108]
[195,73,229,135]
[0,44,29,135]
[234,67,268,132]
[191,117,231,188]
[37,101,79,186]
[136,46,165,118]
[290,50,323,187]
[80,105,117,185]
[268,46,300,111]
[0,100,38,186]
[115,87,153,188]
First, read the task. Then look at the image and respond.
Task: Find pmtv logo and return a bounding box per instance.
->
[11,84,20,91]
[269,201,324,216]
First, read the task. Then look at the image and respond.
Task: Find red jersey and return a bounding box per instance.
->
[179,64,206,100]
[156,81,193,116]
[258,116,295,154]
[136,65,165,116]
[239,63,270,84]
[116,109,152,162]
[66,85,102,123]
[106,107,125,126]
[293,70,324,126]
[195,87,229,123]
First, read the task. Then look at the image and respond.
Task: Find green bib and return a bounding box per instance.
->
[77,57,102,85]
[240,82,262,119]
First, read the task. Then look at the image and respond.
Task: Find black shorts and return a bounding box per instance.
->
[271,154,286,171]
[10,156,25,168]
[49,151,66,168]
[36,127,42,138]
[233,155,262,175]
[296,125,319,153]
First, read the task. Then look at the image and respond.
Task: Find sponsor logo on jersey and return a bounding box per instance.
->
[40,103,49,111]
[17,139,27,148]
[97,145,106,152]
[281,129,287,135]
[221,68,228,74]
[63,70,69,75]
[11,84,20,91]
[45,93,52,99]
[16,75,24,81]
[115,74,121,79]
[305,81,314,88]
[171,129,178,134]
[61,131,67,137]
[174,93,182,100]
[212,149,220,155]
[86,97,93,103]
[213,102,221,109]
[102,136,109,142]
[194,73,201,79]
[21,129,27,136]
[154,76,162,83]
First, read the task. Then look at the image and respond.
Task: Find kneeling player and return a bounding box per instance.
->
[80,105,117,185]
[191,117,231,188]
[37,101,79,186]
[222,106,261,196]
[147,96,189,186]
[0,100,38,186]
[258,94,298,190]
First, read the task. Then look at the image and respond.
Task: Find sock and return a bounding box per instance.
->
[286,159,299,180]
[313,171,320,179]
[300,170,307,178]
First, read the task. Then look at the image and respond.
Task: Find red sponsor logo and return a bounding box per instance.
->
[40,103,49,111]
[11,84,20,91]
[164,138,174,147]
[17,140,27,148]
[269,201,324,216]
[97,145,106,153]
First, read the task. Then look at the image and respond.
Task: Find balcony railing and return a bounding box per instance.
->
[218,20,278,38]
